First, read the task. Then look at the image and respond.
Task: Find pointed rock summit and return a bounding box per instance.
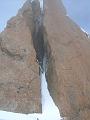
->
[0,0,90,119]
[43,0,90,120]
[0,0,41,113]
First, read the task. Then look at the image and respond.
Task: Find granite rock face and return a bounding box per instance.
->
[0,0,41,113]
[0,0,90,118]
[43,0,90,119]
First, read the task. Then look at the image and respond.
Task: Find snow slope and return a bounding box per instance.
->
[41,72,62,120]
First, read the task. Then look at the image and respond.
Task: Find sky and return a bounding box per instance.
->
[0,0,26,32]
[0,0,90,33]
[62,0,90,33]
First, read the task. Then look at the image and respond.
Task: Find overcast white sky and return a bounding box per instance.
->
[0,0,26,32]
[0,0,90,33]
[62,0,90,33]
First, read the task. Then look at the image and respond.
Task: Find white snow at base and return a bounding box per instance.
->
[41,72,62,120]
[0,72,62,120]
[0,110,42,120]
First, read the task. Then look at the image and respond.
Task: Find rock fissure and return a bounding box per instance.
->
[31,0,45,70]
[31,0,51,75]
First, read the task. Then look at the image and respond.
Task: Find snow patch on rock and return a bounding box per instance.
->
[81,27,90,38]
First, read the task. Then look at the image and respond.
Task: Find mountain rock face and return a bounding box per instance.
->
[0,0,90,119]
[43,0,90,120]
[0,0,41,113]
